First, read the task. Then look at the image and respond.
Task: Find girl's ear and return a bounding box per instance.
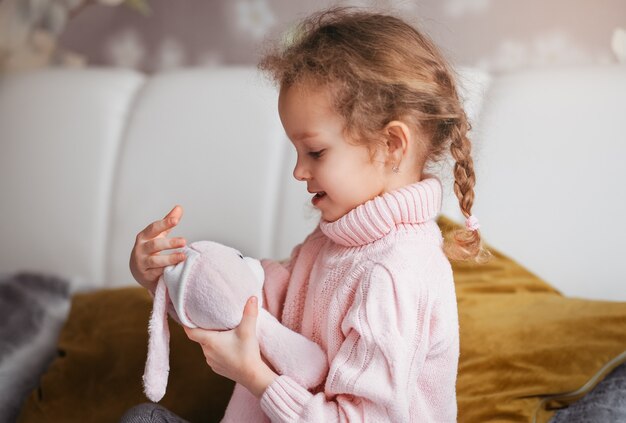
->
[383,120,412,165]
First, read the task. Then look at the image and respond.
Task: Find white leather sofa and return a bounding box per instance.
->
[1,64,624,301]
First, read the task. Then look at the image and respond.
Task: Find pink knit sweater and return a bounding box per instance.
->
[221,176,459,422]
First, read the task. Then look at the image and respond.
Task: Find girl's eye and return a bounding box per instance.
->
[308,150,325,159]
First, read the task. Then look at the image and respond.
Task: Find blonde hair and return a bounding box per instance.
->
[259,7,492,264]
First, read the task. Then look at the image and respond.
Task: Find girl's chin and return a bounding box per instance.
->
[314,196,351,222]
[321,214,336,223]
[319,209,335,222]
[320,208,349,223]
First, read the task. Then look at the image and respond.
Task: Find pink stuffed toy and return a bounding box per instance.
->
[143,240,328,402]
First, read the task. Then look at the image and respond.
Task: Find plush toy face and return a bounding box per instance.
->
[162,240,264,330]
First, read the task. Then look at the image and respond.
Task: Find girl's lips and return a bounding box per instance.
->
[312,191,326,206]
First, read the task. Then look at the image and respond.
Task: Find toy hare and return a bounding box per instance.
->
[142,240,328,402]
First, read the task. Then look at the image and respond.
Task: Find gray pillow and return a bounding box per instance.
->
[0,273,70,423]
[549,361,626,422]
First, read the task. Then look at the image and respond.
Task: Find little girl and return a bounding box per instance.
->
[125,7,491,423]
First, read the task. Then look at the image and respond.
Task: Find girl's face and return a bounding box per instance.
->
[278,83,387,223]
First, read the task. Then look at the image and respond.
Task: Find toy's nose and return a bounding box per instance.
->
[243,256,264,285]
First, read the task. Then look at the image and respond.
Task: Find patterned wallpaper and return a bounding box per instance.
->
[2,0,626,74]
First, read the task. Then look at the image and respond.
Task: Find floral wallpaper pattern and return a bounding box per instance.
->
[2,0,625,74]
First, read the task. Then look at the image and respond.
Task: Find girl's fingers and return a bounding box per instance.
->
[184,326,218,346]
[237,297,258,338]
[138,217,176,241]
[145,268,164,282]
[144,252,186,270]
[165,205,184,222]
[160,205,184,237]
[143,237,186,255]
[139,205,184,240]
[183,326,201,342]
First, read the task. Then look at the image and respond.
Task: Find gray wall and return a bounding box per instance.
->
[58,0,625,74]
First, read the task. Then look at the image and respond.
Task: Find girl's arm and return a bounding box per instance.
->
[259,243,302,319]
[258,262,459,422]
[260,224,323,319]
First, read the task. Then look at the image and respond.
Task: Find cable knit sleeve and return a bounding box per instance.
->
[260,241,304,320]
[259,262,448,422]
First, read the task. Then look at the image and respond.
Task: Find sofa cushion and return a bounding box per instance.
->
[0,68,145,290]
[0,273,71,423]
[17,287,234,423]
[468,65,626,301]
[437,216,626,422]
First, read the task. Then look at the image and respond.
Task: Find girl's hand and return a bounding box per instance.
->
[183,296,278,398]
[129,205,187,291]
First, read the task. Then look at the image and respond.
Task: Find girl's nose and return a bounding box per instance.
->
[293,159,310,181]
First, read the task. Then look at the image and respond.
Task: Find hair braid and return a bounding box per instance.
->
[443,118,492,263]
[450,123,475,214]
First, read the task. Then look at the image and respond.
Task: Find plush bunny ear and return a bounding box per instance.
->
[142,277,171,402]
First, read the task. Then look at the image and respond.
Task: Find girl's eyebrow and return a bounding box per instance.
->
[292,131,319,140]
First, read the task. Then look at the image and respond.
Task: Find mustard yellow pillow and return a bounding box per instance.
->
[438,215,626,423]
[17,287,234,423]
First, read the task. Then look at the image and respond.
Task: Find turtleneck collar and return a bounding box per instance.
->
[318,176,443,247]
